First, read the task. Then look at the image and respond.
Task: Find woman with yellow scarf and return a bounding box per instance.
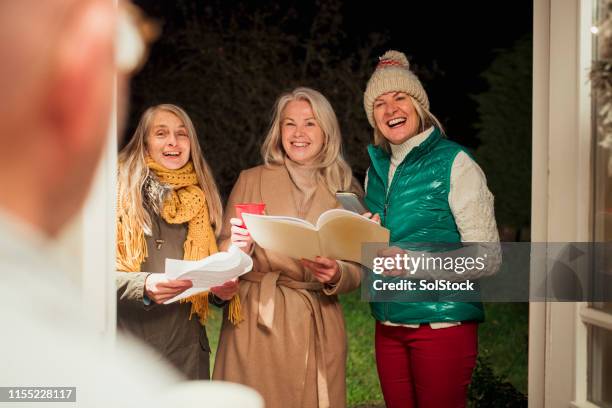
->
[115,104,240,379]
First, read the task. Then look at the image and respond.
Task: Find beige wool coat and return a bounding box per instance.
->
[212,164,362,408]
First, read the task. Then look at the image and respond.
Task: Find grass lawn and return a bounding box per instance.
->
[206,306,222,370]
[340,290,383,406]
[206,293,528,406]
[477,302,529,394]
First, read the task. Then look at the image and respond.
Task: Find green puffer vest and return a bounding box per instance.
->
[365,127,484,324]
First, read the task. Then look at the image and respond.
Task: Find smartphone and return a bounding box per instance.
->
[335,192,369,214]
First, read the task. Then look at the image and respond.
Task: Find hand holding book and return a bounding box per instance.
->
[301,256,341,284]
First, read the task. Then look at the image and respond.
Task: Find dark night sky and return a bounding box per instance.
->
[343,0,533,148]
[132,0,532,150]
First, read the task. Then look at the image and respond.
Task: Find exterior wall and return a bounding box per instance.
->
[55,93,117,337]
[530,0,550,405]
[531,0,581,403]
[533,1,610,407]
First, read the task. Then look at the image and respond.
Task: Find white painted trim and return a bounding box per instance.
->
[545,0,582,402]
[570,400,602,408]
[589,323,606,405]
[531,3,550,243]
[577,0,594,242]
[79,79,117,337]
[575,303,590,404]
[573,0,595,404]
[532,0,598,407]
[580,307,612,331]
[530,0,550,406]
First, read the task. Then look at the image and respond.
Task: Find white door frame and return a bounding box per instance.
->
[531,0,596,407]
[79,85,118,337]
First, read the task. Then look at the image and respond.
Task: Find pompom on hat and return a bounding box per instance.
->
[363,50,430,128]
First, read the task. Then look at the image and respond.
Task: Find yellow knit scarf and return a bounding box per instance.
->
[116,158,242,325]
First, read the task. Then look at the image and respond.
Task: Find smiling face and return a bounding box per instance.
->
[280,99,325,165]
[145,109,191,169]
[373,91,421,145]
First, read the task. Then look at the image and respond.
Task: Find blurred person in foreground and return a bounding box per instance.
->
[0,1,260,406]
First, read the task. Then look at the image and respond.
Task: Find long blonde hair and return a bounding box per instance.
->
[373,96,446,152]
[260,87,355,193]
[118,104,223,236]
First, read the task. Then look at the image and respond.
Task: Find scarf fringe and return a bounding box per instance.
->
[228,295,243,324]
[182,292,210,324]
[182,292,243,326]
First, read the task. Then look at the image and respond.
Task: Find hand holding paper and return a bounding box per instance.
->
[210,278,240,300]
[162,245,253,304]
[145,274,193,304]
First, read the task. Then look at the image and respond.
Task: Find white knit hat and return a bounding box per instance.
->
[363,50,430,128]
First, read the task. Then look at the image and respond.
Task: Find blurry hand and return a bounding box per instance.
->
[362,212,381,225]
[210,278,239,301]
[144,274,193,304]
[302,256,341,284]
[230,218,253,254]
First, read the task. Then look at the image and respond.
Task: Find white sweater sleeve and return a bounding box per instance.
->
[388,152,501,281]
[442,151,501,279]
[449,151,500,243]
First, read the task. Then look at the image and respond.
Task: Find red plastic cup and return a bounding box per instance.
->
[234,203,266,225]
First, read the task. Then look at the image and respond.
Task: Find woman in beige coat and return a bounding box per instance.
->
[213,87,362,407]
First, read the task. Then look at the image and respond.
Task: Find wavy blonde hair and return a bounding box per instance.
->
[373,95,446,152]
[260,87,355,193]
[118,104,223,236]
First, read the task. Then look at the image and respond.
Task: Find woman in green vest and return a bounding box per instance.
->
[362,50,500,408]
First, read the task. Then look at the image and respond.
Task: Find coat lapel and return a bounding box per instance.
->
[303,183,337,226]
[259,164,338,225]
[260,165,299,218]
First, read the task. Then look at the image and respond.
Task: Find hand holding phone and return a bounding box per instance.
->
[335,192,369,214]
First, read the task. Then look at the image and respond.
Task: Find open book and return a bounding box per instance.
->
[162,245,252,304]
[242,209,390,265]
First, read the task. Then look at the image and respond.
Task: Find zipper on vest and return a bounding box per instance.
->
[384,161,407,222]
[381,161,406,323]
[385,301,389,321]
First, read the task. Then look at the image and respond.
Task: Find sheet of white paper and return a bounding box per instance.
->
[163,245,252,304]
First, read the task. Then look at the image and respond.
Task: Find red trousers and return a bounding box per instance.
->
[375,321,478,408]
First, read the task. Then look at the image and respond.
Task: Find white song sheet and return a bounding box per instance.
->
[163,245,252,304]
